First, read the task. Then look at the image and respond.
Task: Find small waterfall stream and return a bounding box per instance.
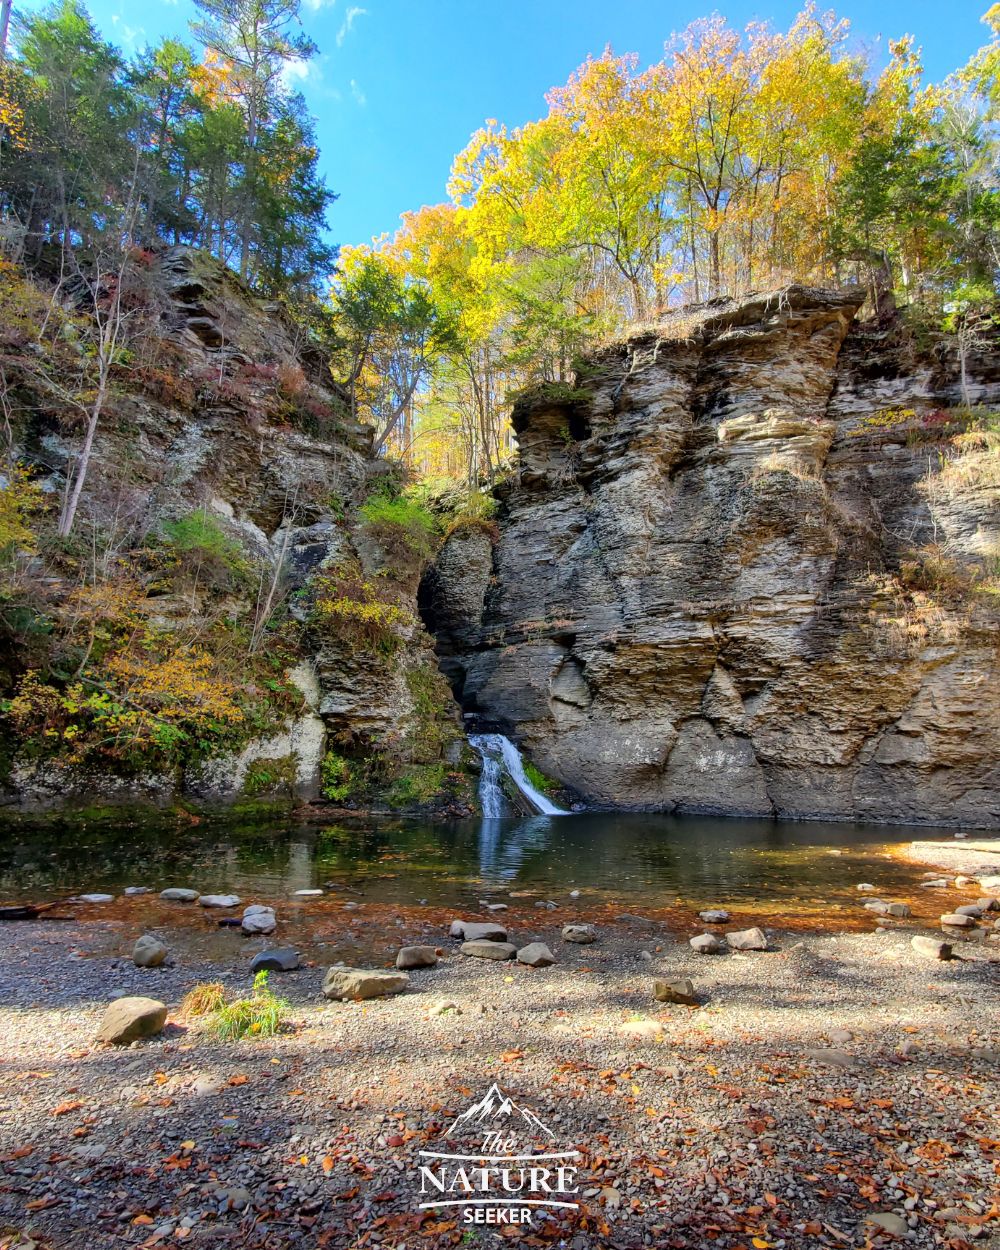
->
[468,733,568,817]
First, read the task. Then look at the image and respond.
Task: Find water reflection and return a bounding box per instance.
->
[0,807,959,909]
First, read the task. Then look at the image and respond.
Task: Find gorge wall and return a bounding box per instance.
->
[2,248,466,810]
[424,287,1000,827]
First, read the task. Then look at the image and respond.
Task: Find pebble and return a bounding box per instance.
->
[803,1048,856,1069]
[865,1212,908,1237]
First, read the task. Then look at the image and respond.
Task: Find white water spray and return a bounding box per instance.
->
[469,733,568,817]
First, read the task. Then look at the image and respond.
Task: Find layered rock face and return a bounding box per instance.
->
[425,287,1000,826]
[7,248,462,807]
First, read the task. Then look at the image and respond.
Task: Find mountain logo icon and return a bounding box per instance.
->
[445,1083,555,1139]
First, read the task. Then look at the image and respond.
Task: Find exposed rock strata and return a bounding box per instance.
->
[425,287,1000,826]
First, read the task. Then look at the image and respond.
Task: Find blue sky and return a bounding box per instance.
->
[13,0,993,251]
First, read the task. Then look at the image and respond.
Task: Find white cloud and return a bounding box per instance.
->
[336,6,367,47]
[350,78,366,106]
[281,57,314,86]
[303,0,337,9]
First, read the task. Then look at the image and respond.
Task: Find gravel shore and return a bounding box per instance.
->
[1,869,999,1250]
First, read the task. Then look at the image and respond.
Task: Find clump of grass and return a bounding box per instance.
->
[181,982,227,1017]
[213,970,289,1041]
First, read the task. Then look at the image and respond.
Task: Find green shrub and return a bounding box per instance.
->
[386,762,448,808]
[360,490,439,565]
[311,564,414,654]
[163,509,250,587]
[213,971,289,1040]
[321,750,356,801]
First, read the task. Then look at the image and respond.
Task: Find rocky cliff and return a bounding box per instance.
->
[424,287,1000,827]
[2,248,466,810]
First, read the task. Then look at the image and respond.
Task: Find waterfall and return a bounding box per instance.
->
[469,733,568,817]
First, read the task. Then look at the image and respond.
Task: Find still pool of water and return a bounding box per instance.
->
[0,809,959,916]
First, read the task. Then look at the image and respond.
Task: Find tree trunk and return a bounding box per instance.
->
[0,0,12,62]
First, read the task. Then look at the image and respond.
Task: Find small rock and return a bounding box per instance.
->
[562,924,597,944]
[395,945,438,970]
[516,942,555,967]
[804,1047,856,1069]
[617,1020,664,1039]
[865,1212,908,1238]
[216,1186,252,1212]
[920,879,949,889]
[199,894,241,908]
[321,968,409,1000]
[615,913,654,926]
[569,890,580,898]
[976,896,999,911]
[96,996,168,1045]
[954,875,974,887]
[430,999,460,1016]
[653,978,698,1006]
[250,947,300,973]
[856,883,876,892]
[79,893,114,903]
[941,913,976,928]
[886,902,912,918]
[911,935,953,960]
[450,920,508,942]
[133,935,168,968]
[727,926,768,951]
[698,909,730,923]
[160,888,200,902]
[124,886,150,896]
[954,903,984,918]
[460,940,517,961]
[294,889,323,897]
[829,1028,853,1046]
[970,1046,999,1062]
[484,903,508,912]
[690,933,722,954]
[242,905,277,935]
[864,900,890,914]
[639,950,654,963]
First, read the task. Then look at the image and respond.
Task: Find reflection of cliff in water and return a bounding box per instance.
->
[477,814,556,879]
